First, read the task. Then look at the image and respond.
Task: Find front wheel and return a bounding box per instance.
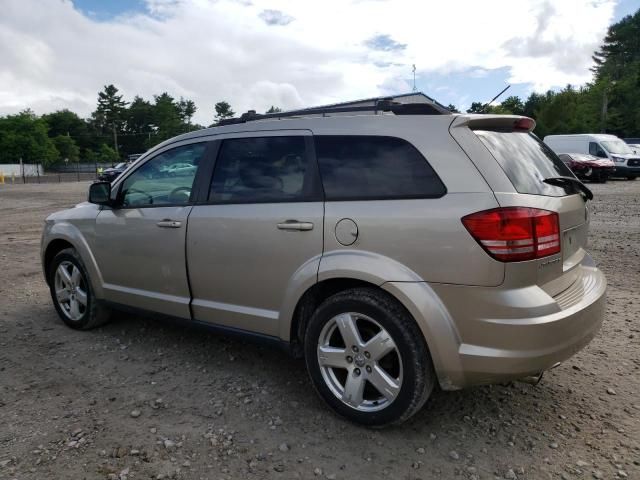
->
[304,288,435,426]
[48,248,111,330]
[627,176,636,181]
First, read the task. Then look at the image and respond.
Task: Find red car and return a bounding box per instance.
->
[558,153,615,183]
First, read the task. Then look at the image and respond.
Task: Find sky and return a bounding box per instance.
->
[0,0,637,125]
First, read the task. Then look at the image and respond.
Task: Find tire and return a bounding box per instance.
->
[304,288,435,427]
[48,248,111,330]
[627,176,636,181]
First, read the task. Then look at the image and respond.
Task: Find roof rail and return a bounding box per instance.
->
[217,98,451,126]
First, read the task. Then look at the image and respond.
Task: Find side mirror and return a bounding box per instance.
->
[88,181,112,205]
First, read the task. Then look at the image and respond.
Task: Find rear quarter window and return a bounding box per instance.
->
[315,135,446,200]
[474,130,574,196]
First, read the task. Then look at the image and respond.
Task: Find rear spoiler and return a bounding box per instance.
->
[450,114,536,133]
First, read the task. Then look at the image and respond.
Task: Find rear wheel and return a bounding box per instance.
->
[627,176,636,181]
[304,288,435,426]
[49,248,111,330]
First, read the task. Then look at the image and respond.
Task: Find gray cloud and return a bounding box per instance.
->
[503,2,601,75]
[259,9,294,26]
[365,34,407,52]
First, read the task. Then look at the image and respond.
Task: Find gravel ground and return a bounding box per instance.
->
[0,180,638,480]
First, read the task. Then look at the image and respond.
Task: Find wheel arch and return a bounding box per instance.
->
[286,275,463,391]
[42,224,105,298]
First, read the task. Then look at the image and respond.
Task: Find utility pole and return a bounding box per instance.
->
[112,121,119,157]
[601,88,608,133]
[412,64,417,92]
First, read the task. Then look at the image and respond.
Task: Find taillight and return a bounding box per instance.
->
[462,207,560,262]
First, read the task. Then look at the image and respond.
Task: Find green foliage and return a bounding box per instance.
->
[93,84,128,130]
[52,135,80,162]
[266,105,283,113]
[97,143,119,164]
[0,110,59,165]
[466,102,485,114]
[446,104,460,113]
[214,101,235,123]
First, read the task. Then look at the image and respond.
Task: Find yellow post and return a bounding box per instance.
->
[11,172,15,184]
[0,171,4,184]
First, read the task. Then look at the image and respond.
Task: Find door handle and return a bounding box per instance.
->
[277,220,314,231]
[157,219,182,228]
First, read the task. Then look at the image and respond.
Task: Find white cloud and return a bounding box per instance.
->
[0,0,617,124]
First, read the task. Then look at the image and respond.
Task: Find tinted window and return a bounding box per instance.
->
[589,142,607,157]
[120,143,205,207]
[315,136,445,200]
[210,136,315,203]
[475,131,574,196]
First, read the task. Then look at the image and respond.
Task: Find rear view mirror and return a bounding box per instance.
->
[88,181,112,205]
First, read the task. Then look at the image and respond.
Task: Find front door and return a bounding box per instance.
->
[187,133,323,336]
[95,141,209,318]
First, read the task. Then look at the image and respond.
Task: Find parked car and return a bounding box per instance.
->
[626,144,640,155]
[41,105,606,426]
[544,133,640,180]
[557,153,615,182]
[98,162,129,182]
[161,162,197,176]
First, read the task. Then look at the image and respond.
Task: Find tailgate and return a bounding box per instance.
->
[449,114,590,297]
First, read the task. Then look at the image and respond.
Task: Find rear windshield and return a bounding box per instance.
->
[474,130,574,196]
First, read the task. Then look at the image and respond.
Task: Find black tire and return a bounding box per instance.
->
[627,176,636,181]
[48,248,111,330]
[304,287,435,427]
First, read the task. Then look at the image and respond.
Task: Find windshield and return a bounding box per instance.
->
[474,130,574,196]
[601,140,632,155]
[115,163,127,169]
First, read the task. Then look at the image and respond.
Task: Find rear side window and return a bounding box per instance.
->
[474,131,574,196]
[209,136,318,203]
[315,136,446,200]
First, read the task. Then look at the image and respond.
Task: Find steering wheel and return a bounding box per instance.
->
[168,186,192,204]
[123,187,154,206]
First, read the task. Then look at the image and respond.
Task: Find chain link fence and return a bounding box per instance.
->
[0,162,114,184]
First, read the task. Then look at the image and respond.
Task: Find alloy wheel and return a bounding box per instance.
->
[53,261,88,322]
[317,312,403,412]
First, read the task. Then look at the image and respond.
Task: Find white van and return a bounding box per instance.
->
[544,133,640,180]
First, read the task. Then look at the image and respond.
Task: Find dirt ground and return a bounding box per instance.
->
[0,180,638,480]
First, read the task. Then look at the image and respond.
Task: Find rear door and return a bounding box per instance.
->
[450,116,589,295]
[186,131,323,337]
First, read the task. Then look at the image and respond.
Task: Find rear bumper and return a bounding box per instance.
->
[426,257,606,389]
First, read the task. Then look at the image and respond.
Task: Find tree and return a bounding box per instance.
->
[92,84,128,157]
[0,110,59,165]
[178,98,197,128]
[214,101,235,123]
[499,96,525,115]
[153,92,183,141]
[466,102,485,113]
[52,135,80,162]
[93,84,128,129]
[96,143,119,164]
[122,95,155,154]
[266,105,283,113]
[446,104,460,113]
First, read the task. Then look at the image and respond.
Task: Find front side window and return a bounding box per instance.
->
[589,142,607,158]
[315,135,446,200]
[209,136,315,203]
[120,143,206,207]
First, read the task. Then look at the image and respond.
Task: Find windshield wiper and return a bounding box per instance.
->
[543,176,593,201]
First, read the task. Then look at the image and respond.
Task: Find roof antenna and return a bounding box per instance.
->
[481,85,511,112]
[412,64,417,92]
